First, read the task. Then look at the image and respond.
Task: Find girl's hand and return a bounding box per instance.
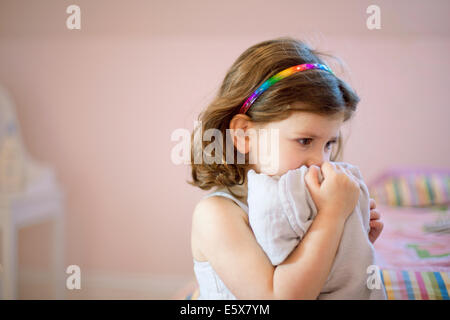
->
[368,198,384,244]
[305,162,360,222]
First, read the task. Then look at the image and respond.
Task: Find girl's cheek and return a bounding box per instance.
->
[279,149,305,173]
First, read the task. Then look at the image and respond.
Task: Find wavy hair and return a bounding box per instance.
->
[189,37,360,197]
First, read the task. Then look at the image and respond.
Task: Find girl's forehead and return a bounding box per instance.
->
[257,111,345,137]
[282,111,344,129]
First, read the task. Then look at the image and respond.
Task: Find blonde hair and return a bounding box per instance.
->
[190,37,360,196]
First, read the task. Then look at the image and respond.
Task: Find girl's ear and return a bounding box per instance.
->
[229,114,254,155]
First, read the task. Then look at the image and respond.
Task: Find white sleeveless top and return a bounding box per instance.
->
[193,190,248,300]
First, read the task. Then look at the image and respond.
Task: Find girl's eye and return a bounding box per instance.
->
[298,138,312,146]
[326,140,337,150]
[298,138,337,149]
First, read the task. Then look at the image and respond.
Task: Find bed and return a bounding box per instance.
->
[175,167,450,300]
[369,167,449,300]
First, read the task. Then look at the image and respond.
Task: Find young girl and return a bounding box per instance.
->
[189,37,384,300]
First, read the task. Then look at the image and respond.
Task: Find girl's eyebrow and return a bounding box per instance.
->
[296,132,339,140]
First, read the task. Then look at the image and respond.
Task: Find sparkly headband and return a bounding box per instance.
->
[238,63,335,114]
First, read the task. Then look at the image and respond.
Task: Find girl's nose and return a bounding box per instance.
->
[306,154,326,168]
[307,161,323,168]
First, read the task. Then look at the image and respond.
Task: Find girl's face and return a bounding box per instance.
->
[248,110,345,176]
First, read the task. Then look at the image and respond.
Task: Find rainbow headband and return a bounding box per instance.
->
[238,63,335,114]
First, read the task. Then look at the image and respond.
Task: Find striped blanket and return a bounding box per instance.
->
[381,269,449,300]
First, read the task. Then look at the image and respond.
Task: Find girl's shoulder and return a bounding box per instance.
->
[194,194,248,223]
[191,195,249,262]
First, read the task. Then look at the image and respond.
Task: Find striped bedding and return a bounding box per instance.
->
[381,269,449,300]
[368,168,450,207]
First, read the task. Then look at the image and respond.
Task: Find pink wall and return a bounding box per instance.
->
[1,0,449,297]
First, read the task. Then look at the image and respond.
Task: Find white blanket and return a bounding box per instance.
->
[247,162,387,299]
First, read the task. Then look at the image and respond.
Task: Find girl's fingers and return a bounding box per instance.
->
[370,220,384,230]
[369,220,384,243]
[305,165,320,192]
[370,198,377,210]
[325,162,338,172]
[320,162,335,178]
[370,209,381,220]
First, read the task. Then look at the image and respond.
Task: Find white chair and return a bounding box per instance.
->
[0,85,65,299]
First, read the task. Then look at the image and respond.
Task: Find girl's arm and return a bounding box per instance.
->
[193,196,346,300]
[273,208,345,299]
